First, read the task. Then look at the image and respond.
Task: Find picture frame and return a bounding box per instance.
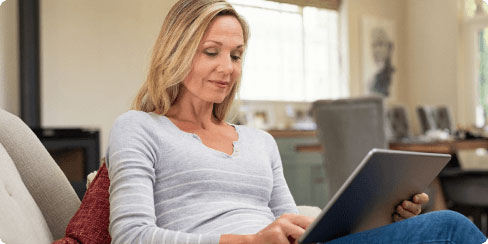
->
[361,15,397,97]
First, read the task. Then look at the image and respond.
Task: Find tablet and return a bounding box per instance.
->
[298,149,451,244]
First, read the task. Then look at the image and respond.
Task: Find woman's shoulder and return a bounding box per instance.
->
[107,111,165,167]
[114,110,152,122]
[108,110,171,149]
[113,110,166,127]
[111,110,172,135]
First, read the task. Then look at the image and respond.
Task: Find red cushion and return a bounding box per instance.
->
[53,163,111,244]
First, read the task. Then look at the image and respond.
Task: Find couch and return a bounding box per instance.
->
[0,108,80,243]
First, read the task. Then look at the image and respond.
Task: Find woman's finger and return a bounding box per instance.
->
[279,219,306,241]
[283,214,315,230]
[413,193,429,205]
[402,200,422,215]
[396,203,416,219]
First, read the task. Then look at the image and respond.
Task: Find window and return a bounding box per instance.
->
[478,28,488,126]
[466,0,488,126]
[228,0,347,101]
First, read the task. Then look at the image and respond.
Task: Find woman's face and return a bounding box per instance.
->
[181,15,244,104]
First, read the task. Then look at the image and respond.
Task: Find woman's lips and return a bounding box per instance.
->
[210,80,229,88]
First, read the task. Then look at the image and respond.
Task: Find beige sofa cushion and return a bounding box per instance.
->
[0,109,80,239]
[0,144,53,244]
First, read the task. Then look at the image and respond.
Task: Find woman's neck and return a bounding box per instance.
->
[166,95,219,130]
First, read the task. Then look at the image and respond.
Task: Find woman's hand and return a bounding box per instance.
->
[392,193,429,222]
[219,214,314,244]
[252,213,314,244]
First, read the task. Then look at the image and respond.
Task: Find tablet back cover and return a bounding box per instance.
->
[299,149,450,244]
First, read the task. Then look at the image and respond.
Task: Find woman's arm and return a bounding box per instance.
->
[266,133,300,217]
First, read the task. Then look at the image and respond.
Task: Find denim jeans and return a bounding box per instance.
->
[325,210,487,244]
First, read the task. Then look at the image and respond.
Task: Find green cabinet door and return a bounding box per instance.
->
[276,136,328,207]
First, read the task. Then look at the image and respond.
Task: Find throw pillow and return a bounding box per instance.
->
[52,163,111,244]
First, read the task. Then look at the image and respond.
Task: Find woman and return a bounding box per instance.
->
[106,0,487,243]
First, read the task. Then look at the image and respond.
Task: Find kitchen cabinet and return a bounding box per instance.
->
[271,130,328,207]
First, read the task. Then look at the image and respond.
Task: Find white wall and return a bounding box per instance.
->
[41,0,178,154]
[405,0,461,133]
[0,0,19,116]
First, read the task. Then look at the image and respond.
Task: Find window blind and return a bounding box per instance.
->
[266,0,341,10]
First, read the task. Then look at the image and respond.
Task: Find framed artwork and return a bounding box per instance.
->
[361,15,396,97]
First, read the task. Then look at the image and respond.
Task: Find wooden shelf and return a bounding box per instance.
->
[293,139,488,154]
[268,130,316,138]
[389,139,488,154]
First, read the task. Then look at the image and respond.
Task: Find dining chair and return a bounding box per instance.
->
[385,105,410,142]
[312,96,387,202]
[416,106,438,134]
[417,105,454,134]
[435,106,454,133]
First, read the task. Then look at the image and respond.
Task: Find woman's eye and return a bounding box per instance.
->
[231,55,241,61]
[205,51,218,57]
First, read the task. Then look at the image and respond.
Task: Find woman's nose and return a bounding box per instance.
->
[216,55,233,74]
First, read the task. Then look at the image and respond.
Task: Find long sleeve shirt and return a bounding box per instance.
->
[106,110,298,244]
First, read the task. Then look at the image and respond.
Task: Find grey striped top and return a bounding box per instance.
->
[106,111,298,244]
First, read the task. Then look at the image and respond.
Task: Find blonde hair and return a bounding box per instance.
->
[132,0,249,121]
